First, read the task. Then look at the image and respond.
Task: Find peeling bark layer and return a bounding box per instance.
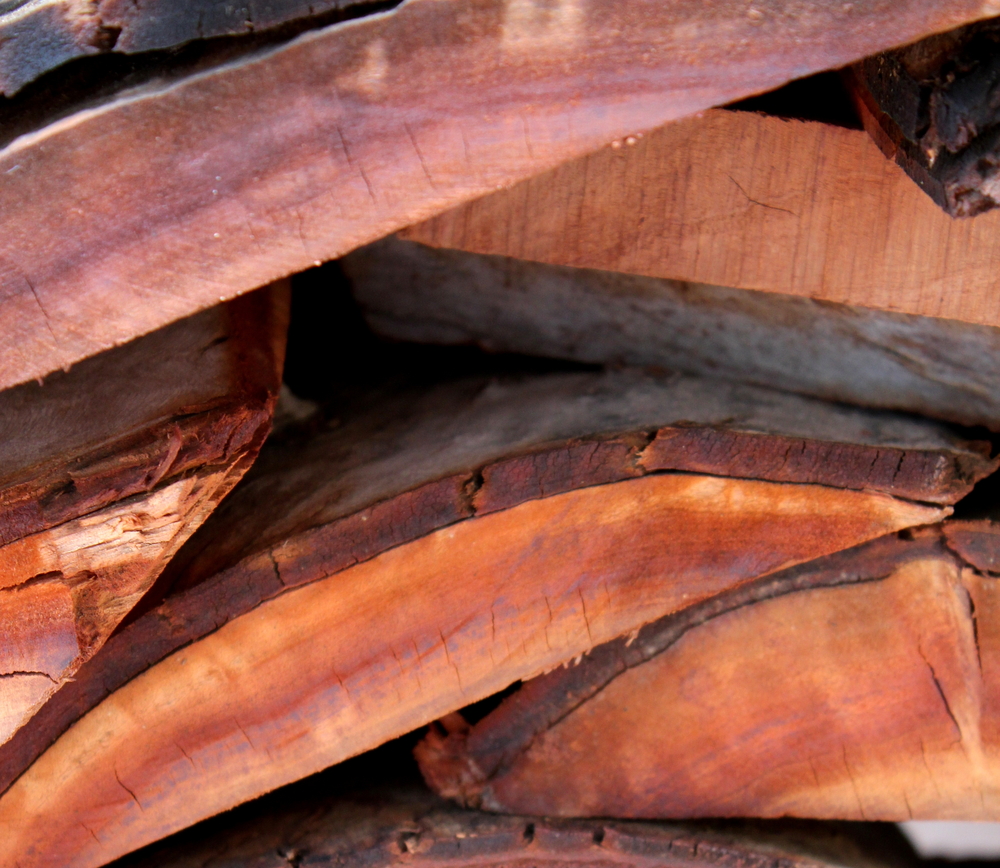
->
[0,284,287,747]
[402,106,1000,326]
[0,369,955,867]
[1,1,998,389]
[416,527,1000,821]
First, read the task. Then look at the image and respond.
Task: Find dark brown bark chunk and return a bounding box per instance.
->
[0,0,369,95]
[107,764,918,868]
[849,19,1000,217]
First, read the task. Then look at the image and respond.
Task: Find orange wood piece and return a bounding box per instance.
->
[0,367,980,810]
[0,475,944,867]
[416,528,1000,821]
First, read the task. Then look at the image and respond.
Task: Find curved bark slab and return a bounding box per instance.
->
[402,106,1000,327]
[2,1,998,389]
[416,527,1000,821]
[0,285,287,749]
[0,474,944,867]
[347,236,1000,429]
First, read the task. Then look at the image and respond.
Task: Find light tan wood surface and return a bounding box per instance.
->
[403,107,1000,326]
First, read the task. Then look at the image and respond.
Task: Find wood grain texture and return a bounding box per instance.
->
[0,367,975,827]
[2,1,998,390]
[347,237,1000,429]
[402,106,1000,326]
[416,528,1000,821]
[0,474,944,867]
[0,285,287,748]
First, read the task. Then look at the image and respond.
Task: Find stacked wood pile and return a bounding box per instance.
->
[5,4,1000,868]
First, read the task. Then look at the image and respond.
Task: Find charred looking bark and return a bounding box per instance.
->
[849,18,1000,217]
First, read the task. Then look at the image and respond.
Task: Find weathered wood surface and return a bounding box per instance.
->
[416,526,1000,821]
[402,106,1000,326]
[0,0,368,96]
[0,369,952,868]
[0,284,287,749]
[347,237,1000,429]
[2,2,998,391]
[848,19,1000,217]
[108,765,918,868]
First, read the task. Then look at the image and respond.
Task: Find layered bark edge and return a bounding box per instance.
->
[111,777,917,868]
[0,367,954,866]
[0,369,977,798]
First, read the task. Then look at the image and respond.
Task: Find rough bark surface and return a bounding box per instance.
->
[0,284,287,748]
[416,526,1000,821]
[108,773,919,868]
[0,369,952,868]
[347,237,1000,429]
[1,1,998,389]
[401,107,1000,326]
[848,18,1000,217]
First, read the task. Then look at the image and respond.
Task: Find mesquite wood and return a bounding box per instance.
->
[0,369,954,867]
[0,284,287,749]
[416,525,1000,821]
[346,237,1000,429]
[1,1,997,391]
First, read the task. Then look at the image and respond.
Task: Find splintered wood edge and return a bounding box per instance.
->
[401,106,1000,325]
[0,283,289,546]
[0,475,944,867]
[0,285,289,748]
[0,0,996,388]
